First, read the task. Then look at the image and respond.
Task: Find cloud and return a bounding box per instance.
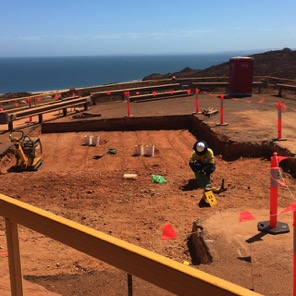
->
[17,36,41,40]
[52,30,211,40]
[0,30,212,42]
[0,36,41,41]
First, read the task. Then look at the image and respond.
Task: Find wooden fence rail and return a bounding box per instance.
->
[0,193,262,296]
[275,83,296,97]
[130,89,191,102]
[0,96,91,131]
[90,83,181,104]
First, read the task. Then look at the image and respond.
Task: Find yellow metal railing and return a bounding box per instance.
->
[0,193,262,296]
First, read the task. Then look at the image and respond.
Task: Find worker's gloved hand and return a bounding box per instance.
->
[203,164,216,175]
[189,162,203,172]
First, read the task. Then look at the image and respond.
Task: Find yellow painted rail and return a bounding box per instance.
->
[0,193,262,296]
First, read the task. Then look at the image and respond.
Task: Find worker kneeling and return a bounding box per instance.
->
[189,140,215,188]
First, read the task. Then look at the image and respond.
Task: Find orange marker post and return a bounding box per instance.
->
[270,152,280,228]
[257,152,290,234]
[273,101,287,141]
[194,88,200,114]
[124,91,131,117]
[294,211,296,295]
[127,97,131,117]
[216,94,228,126]
[278,102,283,139]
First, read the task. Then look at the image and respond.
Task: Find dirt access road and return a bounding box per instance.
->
[0,89,296,295]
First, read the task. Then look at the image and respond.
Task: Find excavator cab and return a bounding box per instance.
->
[9,130,43,171]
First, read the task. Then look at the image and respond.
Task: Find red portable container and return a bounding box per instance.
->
[228,57,254,97]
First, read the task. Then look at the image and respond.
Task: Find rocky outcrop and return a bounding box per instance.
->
[143,48,296,80]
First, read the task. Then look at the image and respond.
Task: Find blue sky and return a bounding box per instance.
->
[1,0,295,57]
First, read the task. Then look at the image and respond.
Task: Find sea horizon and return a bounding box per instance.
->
[0,51,258,94]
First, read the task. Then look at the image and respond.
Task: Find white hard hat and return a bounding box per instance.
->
[196,141,206,153]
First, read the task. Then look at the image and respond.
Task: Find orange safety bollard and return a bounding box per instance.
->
[216,94,228,126]
[124,91,131,117]
[273,101,287,141]
[257,152,290,234]
[194,88,200,114]
[294,211,296,295]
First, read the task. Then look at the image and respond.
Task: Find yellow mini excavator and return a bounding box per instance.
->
[9,130,42,171]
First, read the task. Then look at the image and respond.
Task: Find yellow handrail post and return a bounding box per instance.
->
[5,218,23,296]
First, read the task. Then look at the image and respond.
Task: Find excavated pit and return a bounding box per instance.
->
[187,221,213,265]
[40,113,296,266]
[41,114,296,177]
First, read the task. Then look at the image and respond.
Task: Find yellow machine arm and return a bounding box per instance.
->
[11,137,29,166]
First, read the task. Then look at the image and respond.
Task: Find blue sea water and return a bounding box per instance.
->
[0,53,249,94]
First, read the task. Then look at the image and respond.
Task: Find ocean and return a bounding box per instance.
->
[0,53,250,94]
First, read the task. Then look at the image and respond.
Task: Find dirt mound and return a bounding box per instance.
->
[143,48,296,80]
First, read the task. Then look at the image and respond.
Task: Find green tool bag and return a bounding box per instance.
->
[152,175,167,184]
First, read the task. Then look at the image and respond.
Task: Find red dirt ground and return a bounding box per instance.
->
[0,89,296,296]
